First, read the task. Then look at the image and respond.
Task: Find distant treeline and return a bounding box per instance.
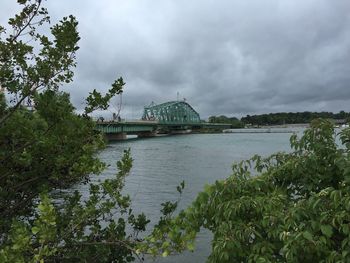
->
[241,111,350,126]
[208,115,245,128]
[209,111,350,127]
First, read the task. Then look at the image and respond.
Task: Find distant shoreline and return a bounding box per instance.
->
[259,123,310,128]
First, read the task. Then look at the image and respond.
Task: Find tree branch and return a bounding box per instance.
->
[9,0,42,43]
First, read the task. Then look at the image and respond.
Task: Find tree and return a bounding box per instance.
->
[144,119,350,262]
[208,115,244,128]
[0,1,171,262]
[0,0,123,232]
[241,111,350,126]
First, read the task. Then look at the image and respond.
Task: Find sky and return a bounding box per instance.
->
[1,0,350,119]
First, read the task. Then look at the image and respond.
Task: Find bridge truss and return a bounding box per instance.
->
[142,101,201,124]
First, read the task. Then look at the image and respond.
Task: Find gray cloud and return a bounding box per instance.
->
[1,0,350,119]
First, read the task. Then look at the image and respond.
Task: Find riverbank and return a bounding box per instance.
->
[223,128,296,133]
[223,124,308,134]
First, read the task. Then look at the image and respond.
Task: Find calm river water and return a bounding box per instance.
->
[86,131,300,262]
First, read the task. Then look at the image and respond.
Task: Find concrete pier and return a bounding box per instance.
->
[137,131,157,138]
[105,132,127,141]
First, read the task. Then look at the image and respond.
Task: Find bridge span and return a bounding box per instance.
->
[95,100,231,140]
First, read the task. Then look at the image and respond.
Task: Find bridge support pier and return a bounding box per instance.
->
[170,129,192,134]
[137,131,157,138]
[105,132,127,141]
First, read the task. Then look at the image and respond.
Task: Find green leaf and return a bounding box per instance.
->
[187,242,195,251]
[303,231,313,241]
[31,226,40,234]
[320,225,333,238]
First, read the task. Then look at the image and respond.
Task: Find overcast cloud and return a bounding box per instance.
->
[1,0,350,119]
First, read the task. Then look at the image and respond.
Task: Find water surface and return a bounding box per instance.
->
[94,131,296,262]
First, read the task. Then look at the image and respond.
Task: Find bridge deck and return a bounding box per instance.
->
[95,120,231,133]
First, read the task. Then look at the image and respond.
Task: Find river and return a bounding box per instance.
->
[84,131,300,262]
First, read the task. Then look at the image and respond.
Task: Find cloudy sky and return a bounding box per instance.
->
[1,0,350,119]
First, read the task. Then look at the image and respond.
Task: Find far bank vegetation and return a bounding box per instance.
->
[209,111,350,128]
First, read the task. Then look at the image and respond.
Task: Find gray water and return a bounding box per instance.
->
[90,131,298,262]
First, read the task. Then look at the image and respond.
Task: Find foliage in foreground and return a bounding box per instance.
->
[0,1,163,262]
[0,149,166,262]
[2,1,350,262]
[0,0,125,233]
[145,120,350,262]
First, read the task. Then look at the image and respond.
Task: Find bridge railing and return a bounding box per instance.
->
[92,117,158,123]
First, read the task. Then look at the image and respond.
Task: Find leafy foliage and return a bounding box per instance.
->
[84,78,125,114]
[0,1,160,262]
[0,0,79,125]
[144,119,350,262]
[0,150,153,262]
[0,90,107,233]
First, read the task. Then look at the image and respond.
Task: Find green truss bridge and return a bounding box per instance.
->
[95,100,231,140]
